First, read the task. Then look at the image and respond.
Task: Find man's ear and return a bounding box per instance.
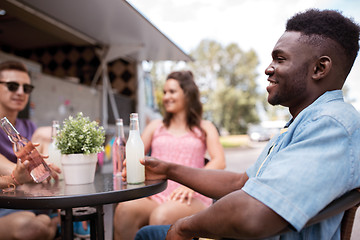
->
[312,56,332,80]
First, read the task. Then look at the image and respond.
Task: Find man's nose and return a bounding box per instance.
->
[265,66,275,75]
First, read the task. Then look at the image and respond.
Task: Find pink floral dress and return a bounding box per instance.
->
[149,123,212,206]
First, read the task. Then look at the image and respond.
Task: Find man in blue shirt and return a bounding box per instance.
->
[132,9,360,240]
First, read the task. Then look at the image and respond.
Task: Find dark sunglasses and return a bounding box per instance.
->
[0,81,34,94]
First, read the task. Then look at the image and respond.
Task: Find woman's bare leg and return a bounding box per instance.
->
[114,197,158,240]
[149,198,207,225]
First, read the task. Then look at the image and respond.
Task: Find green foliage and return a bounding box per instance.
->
[220,135,250,148]
[56,112,105,155]
[150,63,166,116]
[189,39,261,134]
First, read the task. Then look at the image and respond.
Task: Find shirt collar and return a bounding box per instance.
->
[285,90,344,128]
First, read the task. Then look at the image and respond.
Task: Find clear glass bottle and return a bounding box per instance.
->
[112,118,126,177]
[0,117,51,183]
[47,120,63,180]
[125,113,145,184]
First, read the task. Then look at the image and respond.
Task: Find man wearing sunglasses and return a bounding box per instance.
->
[0,80,34,94]
[0,60,58,239]
[0,61,37,168]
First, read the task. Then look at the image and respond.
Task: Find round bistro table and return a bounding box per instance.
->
[0,173,167,239]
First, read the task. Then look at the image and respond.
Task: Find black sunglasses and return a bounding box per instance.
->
[0,81,34,94]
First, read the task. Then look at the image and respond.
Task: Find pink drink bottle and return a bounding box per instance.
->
[112,118,126,177]
[0,117,51,183]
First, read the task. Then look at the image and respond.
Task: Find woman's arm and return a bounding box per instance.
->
[201,120,226,170]
[141,119,162,155]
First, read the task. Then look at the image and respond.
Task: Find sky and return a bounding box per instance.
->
[127,0,360,109]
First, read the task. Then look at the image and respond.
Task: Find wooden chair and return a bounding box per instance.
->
[213,188,360,240]
[305,188,360,240]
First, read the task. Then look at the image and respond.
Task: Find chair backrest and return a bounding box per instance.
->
[341,205,359,240]
[305,188,360,240]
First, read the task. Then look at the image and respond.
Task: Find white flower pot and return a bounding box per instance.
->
[61,153,98,185]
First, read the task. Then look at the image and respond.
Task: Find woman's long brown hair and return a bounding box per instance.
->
[163,71,204,136]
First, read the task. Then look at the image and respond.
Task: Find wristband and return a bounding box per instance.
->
[11,171,21,185]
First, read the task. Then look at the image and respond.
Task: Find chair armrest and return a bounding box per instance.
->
[306,188,360,226]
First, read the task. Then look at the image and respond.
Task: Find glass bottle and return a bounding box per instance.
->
[47,120,63,180]
[112,118,126,177]
[0,117,51,183]
[125,113,145,184]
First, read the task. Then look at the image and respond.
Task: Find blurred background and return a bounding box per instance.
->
[0,0,359,148]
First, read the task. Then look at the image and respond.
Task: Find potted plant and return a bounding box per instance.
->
[56,112,105,185]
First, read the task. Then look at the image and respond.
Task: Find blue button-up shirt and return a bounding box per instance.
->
[243,90,360,239]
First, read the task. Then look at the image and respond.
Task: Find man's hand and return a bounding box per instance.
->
[13,159,33,185]
[31,143,61,182]
[122,156,169,182]
[166,218,193,240]
[142,156,168,180]
[46,162,61,182]
[38,154,61,182]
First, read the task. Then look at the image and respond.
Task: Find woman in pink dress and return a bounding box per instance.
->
[114,70,225,240]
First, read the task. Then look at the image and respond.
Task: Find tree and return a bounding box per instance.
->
[189,39,261,134]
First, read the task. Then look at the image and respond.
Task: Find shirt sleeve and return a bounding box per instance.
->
[242,116,354,231]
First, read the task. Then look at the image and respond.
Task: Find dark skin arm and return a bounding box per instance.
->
[167,191,288,239]
[138,157,248,199]
[136,157,288,239]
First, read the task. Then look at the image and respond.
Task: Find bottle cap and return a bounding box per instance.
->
[116,118,123,125]
[52,120,59,127]
[130,113,138,119]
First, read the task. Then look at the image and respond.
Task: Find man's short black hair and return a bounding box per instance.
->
[286,9,360,67]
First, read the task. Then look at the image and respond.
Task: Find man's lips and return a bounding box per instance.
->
[267,78,278,86]
[266,79,278,92]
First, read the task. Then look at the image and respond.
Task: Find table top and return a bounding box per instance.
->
[0,173,167,209]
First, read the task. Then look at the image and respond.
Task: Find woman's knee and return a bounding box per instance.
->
[114,198,157,226]
[150,200,206,225]
[114,202,139,225]
[149,206,172,225]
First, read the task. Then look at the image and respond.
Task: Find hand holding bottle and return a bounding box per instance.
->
[140,156,168,181]
[0,117,52,183]
[121,156,167,182]
[31,142,62,182]
[125,113,145,184]
[44,161,61,182]
[12,159,33,185]
[47,120,63,180]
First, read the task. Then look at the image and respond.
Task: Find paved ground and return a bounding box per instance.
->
[223,141,360,239]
